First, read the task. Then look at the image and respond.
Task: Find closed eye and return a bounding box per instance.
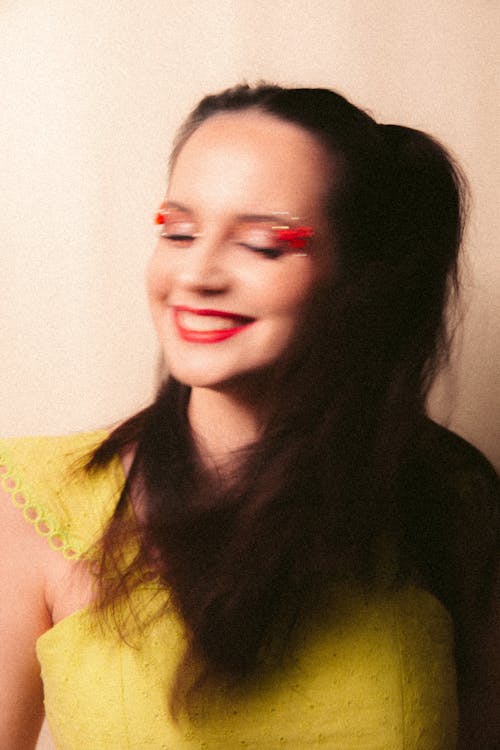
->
[161,232,197,243]
[156,207,198,244]
[236,242,284,260]
[233,223,287,259]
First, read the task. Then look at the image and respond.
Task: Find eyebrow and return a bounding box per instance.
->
[163,202,299,225]
[237,213,297,225]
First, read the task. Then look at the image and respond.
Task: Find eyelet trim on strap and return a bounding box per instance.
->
[0,462,80,559]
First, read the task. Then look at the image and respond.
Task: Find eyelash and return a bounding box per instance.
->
[161,232,285,260]
[237,243,284,259]
[162,233,196,243]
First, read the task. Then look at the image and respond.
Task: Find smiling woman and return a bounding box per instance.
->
[147,110,331,393]
[0,83,499,750]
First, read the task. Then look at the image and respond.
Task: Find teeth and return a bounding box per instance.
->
[177,311,245,331]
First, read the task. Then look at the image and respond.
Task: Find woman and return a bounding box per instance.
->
[1,84,498,749]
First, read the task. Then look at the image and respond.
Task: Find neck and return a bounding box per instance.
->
[187,384,267,466]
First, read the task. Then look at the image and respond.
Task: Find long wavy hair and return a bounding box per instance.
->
[89,85,496,712]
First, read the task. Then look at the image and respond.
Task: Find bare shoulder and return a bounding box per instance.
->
[0,482,53,748]
[0,456,96,623]
[0,435,100,747]
[0,478,54,604]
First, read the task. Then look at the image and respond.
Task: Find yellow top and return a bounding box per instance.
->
[0,433,458,749]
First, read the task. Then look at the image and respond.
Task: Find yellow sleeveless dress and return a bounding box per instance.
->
[0,433,458,749]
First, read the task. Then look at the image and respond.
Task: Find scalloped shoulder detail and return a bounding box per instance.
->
[0,431,124,560]
[0,456,80,558]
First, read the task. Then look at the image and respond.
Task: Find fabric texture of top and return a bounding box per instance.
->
[0,433,458,750]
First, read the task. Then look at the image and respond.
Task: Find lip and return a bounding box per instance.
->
[172,306,255,343]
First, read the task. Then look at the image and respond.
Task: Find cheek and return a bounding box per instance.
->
[255,269,319,316]
[146,250,170,306]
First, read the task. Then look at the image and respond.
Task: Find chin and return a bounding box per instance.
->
[164,362,236,390]
[165,360,279,395]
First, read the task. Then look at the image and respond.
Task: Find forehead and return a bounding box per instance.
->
[168,111,331,219]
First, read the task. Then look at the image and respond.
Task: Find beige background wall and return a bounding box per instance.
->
[0,4,498,744]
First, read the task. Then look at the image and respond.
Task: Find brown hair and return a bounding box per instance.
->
[89,84,499,731]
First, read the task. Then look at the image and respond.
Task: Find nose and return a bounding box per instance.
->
[175,234,229,293]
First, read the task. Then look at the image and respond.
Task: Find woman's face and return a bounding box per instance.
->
[147,110,332,392]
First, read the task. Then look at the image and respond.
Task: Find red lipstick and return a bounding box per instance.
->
[173,306,255,343]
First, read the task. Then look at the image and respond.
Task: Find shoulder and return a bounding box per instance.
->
[0,482,50,748]
[404,417,499,538]
[402,419,499,616]
[406,418,499,516]
[0,430,124,559]
[411,428,500,748]
[412,419,499,575]
[412,417,497,474]
[0,430,109,476]
[0,432,116,748]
